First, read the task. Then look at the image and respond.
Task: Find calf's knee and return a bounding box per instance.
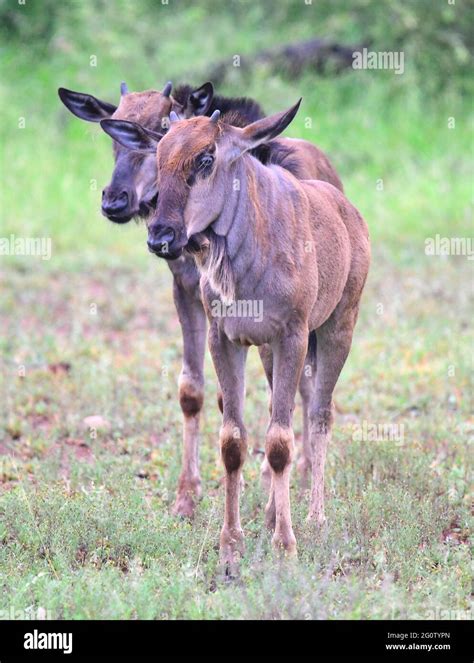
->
[266,424,294,473]
[178,374,204,418]
[220,422,247,473]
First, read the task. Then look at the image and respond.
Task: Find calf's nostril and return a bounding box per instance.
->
[101,194,129,215]
[160,228,175,246]
[147,227,176,254]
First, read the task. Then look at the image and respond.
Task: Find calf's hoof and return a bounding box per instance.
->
[271,532,297,559]
[172,495,196,519]
[172,481,201,519]
[306,508,327,527]
[219,528,245,578]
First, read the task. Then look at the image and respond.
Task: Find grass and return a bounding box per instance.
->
[0,251,471,619]
[0,1,472,620]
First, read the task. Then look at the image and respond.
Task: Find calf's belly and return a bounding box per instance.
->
[218,313,288,348]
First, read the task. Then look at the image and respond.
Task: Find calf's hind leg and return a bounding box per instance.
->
[258,344,273,494]
[259,341,315,531]
[297,345,316,487]
[308,304,360,524]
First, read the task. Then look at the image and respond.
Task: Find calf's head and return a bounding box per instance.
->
[58,81,215,224]
[106,100,301,259]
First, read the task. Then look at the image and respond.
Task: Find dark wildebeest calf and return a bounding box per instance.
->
[58,81,264,517]
[58,81,343,519]
[135,104,370,570]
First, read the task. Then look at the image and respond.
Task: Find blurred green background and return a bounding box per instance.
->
[0,0,472,620]
[0,0,472,267]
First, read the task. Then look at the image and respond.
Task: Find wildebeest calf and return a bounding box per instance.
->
[125,103,371,571]
[58,81,265,518]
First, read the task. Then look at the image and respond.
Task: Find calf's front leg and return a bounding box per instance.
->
[171,279,207,519]
[259,343,316,494]
[265,330,307,556]
[208,322,248,575]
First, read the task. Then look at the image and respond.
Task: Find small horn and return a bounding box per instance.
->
[169,111,179,124]
[162,81,172,97]
[120,81,129,96]
[210,109,220,123]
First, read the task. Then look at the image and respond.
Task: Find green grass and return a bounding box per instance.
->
[0,1,472,620]
[0,254,472,619]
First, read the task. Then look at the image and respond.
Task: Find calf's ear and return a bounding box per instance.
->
[238,99,302,151]
[185,82,214,117]
[58,88,117,122]
[100,120,163,153]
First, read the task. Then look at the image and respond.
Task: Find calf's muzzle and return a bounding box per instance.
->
[147,223,182,259]
[101,188,131,222]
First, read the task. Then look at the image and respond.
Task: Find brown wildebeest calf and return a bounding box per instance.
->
[133,103,370,570]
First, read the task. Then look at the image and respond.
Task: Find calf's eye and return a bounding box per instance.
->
[196,154,214,171]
